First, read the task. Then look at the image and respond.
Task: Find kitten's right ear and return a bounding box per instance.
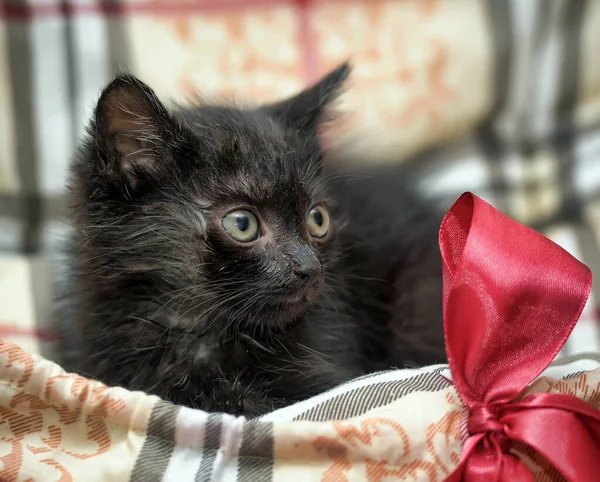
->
[94,75,175,192]
[263,62,350,134]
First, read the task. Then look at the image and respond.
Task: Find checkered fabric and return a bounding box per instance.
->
[1,0,600,362]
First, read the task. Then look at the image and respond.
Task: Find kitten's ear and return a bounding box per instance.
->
[94,75,174,191]
[263,62,350,133]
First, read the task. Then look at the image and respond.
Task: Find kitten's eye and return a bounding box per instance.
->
[222,210,260,242]
[307,205,330,238]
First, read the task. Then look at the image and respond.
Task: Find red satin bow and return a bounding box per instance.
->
[441,193,600,482]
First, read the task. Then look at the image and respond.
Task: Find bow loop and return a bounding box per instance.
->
[441,194,591,408]
[441,193,597,481]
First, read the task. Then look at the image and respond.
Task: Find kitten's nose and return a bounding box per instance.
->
[289,245,321,286]
[293,263,321,285]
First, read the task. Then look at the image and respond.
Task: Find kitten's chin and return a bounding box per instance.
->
[265,288,322,327]
[266,304,308,327]
[277,291,310,304]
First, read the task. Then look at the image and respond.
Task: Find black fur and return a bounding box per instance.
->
[57,64,445,417]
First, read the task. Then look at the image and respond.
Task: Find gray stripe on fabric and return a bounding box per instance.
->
[195,413,223,482]
[130,400,179,482]
[63,6,82,146]
[29,255,57,360]
[574,223,600,312]
[293,369,450,422]
[237,421,274,482]
[476,0,513,214]
[563,370,585,380]
[6,22,41,253]
[0,194,67,221]
[552,0,588,221]
[481,0,513,123]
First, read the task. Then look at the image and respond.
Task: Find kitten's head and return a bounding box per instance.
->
[72,64,350,332]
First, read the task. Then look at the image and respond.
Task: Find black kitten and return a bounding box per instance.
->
[57,64,445,417]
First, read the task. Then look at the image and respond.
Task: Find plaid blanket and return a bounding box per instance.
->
[1,339,600,482]
[1,0,600,405]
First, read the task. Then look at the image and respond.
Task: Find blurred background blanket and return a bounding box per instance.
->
[1,0,600,362]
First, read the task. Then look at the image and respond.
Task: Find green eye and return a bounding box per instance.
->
[307,205,330,238]
[222,210,260,242]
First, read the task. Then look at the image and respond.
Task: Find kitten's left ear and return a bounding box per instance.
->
[94,74,176,191]
[263,62,350,133]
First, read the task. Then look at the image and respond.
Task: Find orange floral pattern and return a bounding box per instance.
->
[0,341,155,481]
[315,2,453,127]
[128,1,305,104]
[310,0,491,158]
[311,406,463,481]
[272,386,465,482]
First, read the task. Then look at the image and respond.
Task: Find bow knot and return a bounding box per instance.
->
[467,404,503,436]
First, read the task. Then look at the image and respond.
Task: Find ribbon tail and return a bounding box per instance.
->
[504,398,600,482]
[444,436,479,482]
